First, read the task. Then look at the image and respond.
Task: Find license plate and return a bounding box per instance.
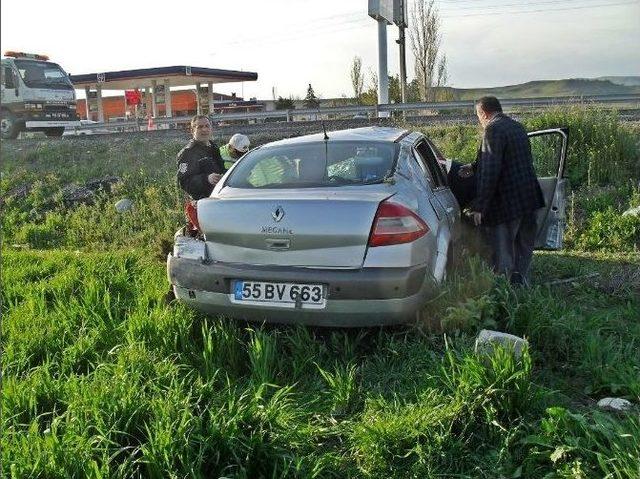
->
[231,280,326,309]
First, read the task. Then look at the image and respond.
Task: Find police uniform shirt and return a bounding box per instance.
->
[176,139,225,200]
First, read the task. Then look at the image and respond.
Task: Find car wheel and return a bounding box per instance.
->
[44,127,65,137]
[1,110,21,139]
[444,244,456,281]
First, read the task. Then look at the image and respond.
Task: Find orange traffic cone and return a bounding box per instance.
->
[147,114,155,131]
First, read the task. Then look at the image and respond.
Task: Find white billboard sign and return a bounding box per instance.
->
[393,0,408,27]
[368,0,393,24]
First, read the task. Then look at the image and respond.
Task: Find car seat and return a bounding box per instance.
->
[356,156,388,182]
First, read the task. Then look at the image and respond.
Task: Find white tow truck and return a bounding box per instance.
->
[1,51,80,139]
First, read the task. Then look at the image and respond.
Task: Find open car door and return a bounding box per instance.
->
[528,128,568,250]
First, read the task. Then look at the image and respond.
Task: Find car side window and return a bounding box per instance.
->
[426,140,450,183]
[408,148,433,188]
[414,141,446,188]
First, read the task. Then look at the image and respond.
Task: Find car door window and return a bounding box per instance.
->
[426,140,450,180]
[528,129,569,250]
[529,131,566,178]
[415,141,447,188]
[410,147,435,188]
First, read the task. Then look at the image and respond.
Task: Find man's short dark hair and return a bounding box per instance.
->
[476,96,503,114]
[190,114,211,130]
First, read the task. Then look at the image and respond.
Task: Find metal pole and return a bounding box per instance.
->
[96,85,104,123]
[84,86,91,120]
[207,82,214,114]
[398,27,407,104]
[195,83,202,115]
[151,80,158,118]
[164,79,172,118]
[377,19,389,118]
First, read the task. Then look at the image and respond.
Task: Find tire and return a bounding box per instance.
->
[44,127,65,137]
[445,243,456,280]
[1,110,21,139]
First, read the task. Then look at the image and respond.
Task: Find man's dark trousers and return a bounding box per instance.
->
[483,211,537,286]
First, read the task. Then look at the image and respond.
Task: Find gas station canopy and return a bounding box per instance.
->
[70,65,258,90]
[69,65,258,121]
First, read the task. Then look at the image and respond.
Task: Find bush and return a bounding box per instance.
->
[16,213,66,248]
[574,207,640,252]
[525,107,639,188]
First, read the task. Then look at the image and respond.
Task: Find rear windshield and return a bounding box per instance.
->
[226,141,398,189]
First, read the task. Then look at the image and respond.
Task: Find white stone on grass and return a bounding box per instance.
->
[475,329,528,359]
[597,397,633,412]
[115,198,133,213]
[622,206,640,217]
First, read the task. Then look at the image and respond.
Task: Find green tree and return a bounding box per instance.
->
[350,56,364,104]
[275,96,295,110]
[410,0,448,101]
[303,84,320,109]
[360,69,378,105]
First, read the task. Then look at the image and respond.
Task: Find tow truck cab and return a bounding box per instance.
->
[1,51,80,139]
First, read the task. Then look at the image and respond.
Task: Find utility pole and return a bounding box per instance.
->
[395,0,408,104]
[369,0,392,118]
[377,20,390,116]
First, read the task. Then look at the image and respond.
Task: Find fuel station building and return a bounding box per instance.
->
[70,65,259,122]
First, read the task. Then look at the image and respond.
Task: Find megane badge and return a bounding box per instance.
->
[272,206,285,222]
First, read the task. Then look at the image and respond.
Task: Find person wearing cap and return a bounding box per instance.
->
[220,133,251,170]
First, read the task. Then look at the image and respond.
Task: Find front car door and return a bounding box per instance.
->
[528,128,568,249]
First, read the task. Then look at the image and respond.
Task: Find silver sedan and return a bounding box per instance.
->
[167,126,567,326]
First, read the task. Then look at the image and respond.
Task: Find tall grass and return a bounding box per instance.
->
[417,106,640,189]
[3,250,638,477]
[2,108,639,477]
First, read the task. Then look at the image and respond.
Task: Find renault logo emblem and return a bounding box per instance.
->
[272,206,285,222]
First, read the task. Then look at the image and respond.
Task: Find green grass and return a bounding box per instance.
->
[2,250,638,478]
[2,107,639,477]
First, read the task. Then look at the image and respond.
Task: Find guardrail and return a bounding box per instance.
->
[69,93,640,133]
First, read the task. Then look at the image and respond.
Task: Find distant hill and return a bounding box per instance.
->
[596,76,640,87]
[448,78,640,100]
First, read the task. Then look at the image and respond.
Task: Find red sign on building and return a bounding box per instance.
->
[125,89,142,106]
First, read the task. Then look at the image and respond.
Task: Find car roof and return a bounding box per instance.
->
[262,126,409,148]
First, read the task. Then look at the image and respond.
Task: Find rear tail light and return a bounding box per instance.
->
[184,201,200,233]
[368,200,429,247]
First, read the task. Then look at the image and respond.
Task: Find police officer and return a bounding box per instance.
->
[220,133,251,170]
[176,115,225,200]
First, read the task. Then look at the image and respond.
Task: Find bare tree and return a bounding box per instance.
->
[410,0,448,102]
[350,56,364,103]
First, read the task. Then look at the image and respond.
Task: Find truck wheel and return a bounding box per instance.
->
[45,127,65,137]
[1,111,21,139]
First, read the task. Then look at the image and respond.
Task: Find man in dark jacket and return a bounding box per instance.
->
[176,115,225,200]
[460,96,545,285]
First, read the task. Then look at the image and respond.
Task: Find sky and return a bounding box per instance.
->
[1,0,639,100]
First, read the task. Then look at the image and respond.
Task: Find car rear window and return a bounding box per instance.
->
[225,141,398,189]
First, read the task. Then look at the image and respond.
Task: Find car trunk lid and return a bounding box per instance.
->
[198,187,393,267]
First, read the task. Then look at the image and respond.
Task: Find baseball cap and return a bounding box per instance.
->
[228,133,250,153]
